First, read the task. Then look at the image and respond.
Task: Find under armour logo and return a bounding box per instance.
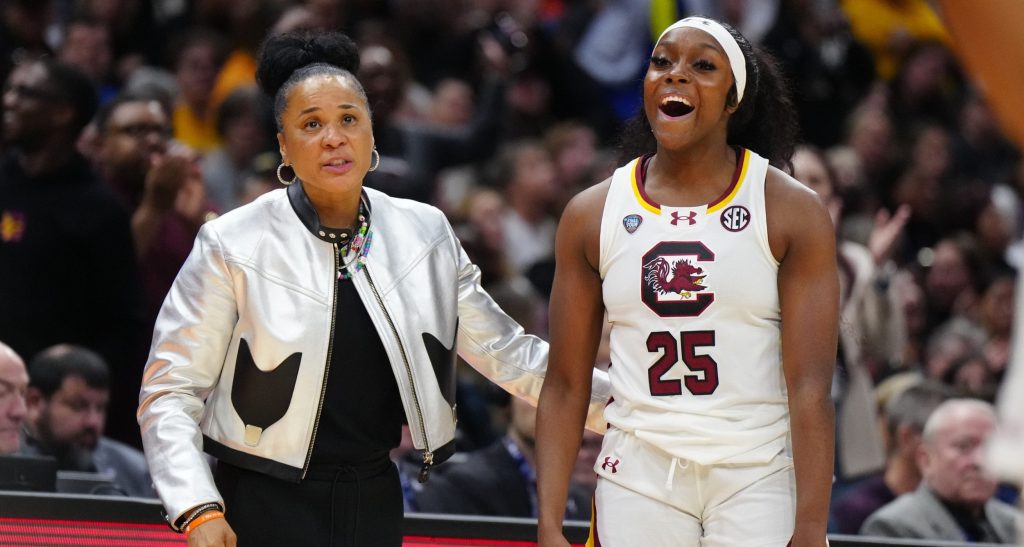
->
[670,211,697,226]
[602,457,620,473]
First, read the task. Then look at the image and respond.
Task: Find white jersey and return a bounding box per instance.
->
[599,148,788,465]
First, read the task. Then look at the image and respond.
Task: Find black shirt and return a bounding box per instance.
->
[309,276,405,465]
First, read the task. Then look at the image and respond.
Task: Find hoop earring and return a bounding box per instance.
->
[368,148,380,172]
[277,163,296,185]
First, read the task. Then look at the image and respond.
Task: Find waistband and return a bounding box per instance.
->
[304,455,393,482]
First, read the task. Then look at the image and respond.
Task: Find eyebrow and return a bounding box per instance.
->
[298,104,359,116]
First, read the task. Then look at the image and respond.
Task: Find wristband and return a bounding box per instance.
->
[184,510,224,535]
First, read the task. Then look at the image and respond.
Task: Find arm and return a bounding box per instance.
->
[137,223,237,530]
[535,184,607,546]
[769,170,839,547]
[448,211,610,432]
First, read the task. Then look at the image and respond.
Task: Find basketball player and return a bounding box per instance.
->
[536,16,838,547]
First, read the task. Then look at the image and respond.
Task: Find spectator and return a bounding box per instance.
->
[494,140,559,273]
[94,92,215,329]
[200,85,275,212]
[170,28,229,153]
[417,396,591,520]
[0,341,28,455]
[0,58,145,446]
[830,379,949,534]
[58,18,117,104]
[861,398,1020,542]
[20,344,155,498]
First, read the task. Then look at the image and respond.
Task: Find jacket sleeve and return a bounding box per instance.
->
[444,220,609,433]
[137,223,238,526]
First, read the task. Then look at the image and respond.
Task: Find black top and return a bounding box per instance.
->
[309,275,405,465]
[0,151,145,444]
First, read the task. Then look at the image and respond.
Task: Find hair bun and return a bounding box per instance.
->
[256,31,360,98]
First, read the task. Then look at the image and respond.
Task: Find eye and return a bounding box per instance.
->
[303,119,321,130]
[650,55,671,68]
[342,113,356,124]
[694,59,717,71]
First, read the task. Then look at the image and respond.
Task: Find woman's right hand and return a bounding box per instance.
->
[187,518,237,547]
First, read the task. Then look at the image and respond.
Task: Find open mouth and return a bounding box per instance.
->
[659,96,694,117]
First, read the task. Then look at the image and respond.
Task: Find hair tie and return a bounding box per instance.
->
[655,17,747,104]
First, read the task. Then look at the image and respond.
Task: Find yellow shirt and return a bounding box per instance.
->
[841,0,950,80]
[173,103,221,153]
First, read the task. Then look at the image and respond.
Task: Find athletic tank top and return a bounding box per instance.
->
[599,148,789,465]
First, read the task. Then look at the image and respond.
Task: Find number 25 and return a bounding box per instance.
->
[647,331,719,396]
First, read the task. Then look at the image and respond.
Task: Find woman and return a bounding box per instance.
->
[138,31,608,547]
[536,17,838,547]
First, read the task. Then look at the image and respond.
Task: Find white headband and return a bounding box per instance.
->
[655,17,747,103]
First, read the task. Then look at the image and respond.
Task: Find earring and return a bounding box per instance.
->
[368,148,380,172]
[277,163,296,185]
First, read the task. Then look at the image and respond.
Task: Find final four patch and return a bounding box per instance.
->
[623,214,643,234]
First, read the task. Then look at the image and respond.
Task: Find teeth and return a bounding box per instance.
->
[661,96,692,107]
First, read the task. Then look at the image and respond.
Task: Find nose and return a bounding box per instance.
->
[321,122,345,148]
[6,394,27,422]
[84,406,105,431]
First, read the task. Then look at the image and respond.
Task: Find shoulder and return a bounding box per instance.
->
[365,187,451,234]
[764,165,827,219]
[764,165,835,260]
[561,176,612,237]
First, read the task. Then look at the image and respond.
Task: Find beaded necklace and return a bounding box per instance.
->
[336,197,373,280]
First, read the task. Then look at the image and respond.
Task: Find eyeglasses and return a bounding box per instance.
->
[109,123,173,139]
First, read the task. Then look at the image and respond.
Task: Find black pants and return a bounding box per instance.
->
[214,458,403,547]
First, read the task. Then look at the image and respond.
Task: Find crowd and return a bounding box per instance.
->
[1,0,1022,542]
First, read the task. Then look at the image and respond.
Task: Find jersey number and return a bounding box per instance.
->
[647,330,718,396]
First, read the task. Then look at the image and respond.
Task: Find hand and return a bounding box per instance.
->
[867,204,911,266]
[143,152,190,214]
[187,517,237,547]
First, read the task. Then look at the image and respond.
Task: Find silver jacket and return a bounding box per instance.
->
[138,184,609,526]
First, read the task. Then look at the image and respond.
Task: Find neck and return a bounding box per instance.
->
[649,139,736,203]
[884,454,921,495]
[305,184,363,228]
[17,139,77,178]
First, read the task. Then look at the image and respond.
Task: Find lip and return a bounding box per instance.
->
[654,91,696,121]
[321,158,355,175]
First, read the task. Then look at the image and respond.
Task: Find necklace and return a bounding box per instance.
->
[336,198,372,280]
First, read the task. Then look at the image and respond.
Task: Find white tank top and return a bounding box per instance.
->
[599,148,789,465]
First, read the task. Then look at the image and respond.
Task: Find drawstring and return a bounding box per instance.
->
[664,457,688,489]
[328,466,361,547]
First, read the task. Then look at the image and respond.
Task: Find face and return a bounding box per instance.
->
[510,144,558,205]
[99,100,171,183]
[29,375,108,451]
[925,240,970,309]
[59,24,112,83]
[792,148,841,227]
[176,42,219,107]
[2,62,59,147]
[919,406,997,506]
[358,46,403,121]
[644,27,737,151]
[0,351,28,455]
[277,74,374,200]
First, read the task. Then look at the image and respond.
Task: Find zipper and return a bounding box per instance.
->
[301,242,341,479]
[363,264,434,482]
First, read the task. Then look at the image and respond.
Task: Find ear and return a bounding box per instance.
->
[277,132,288,165]
[915,442,931,473]
[24,387,45,419]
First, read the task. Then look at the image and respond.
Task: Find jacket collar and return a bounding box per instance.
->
[286,181,372,244]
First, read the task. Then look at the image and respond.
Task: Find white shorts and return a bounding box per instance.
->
[587,427,796,547]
